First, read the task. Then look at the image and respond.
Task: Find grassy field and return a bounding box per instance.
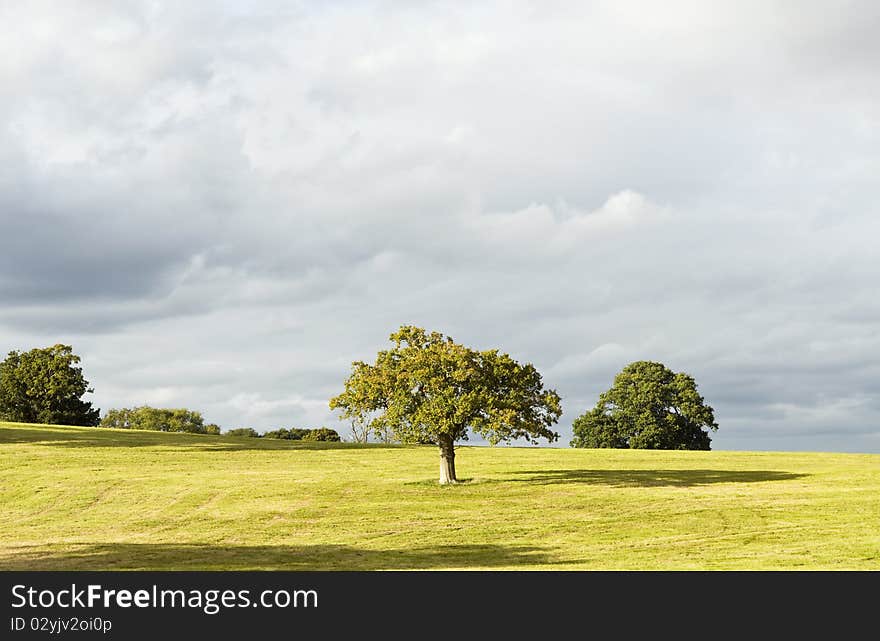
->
[1,421,878,570]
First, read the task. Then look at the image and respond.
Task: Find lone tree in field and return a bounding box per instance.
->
[571,360,717,450]
[330,326,562,484]
[0,344,100,426]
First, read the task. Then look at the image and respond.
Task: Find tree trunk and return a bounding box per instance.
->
[438,435,457,484]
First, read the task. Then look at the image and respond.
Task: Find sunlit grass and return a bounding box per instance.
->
[1,421,878,570]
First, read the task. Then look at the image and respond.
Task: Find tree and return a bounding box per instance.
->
[348,418,370,443]
[0,344,100,426]
[100,406,213,434]
[330,326,562,484]
[262,427,342,441]
[263,428,311,440]
[302,427,341,442]
[225,427,260,438]
[571,361,718,450]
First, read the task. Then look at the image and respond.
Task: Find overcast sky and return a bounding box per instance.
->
[2,1,878,452]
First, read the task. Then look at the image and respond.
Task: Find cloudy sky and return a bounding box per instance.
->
[2,1,878,452]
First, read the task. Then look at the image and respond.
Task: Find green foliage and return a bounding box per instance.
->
[225,427,260,438]
[571,361,718,450]
[100,406,214,435]
[0,344,100,426]
[302,427,341,442]
[262,427,341,441]
[263,428,311,440]
[329,325,562,447]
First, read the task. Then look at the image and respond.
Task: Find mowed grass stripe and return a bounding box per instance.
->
[1,421,878,570]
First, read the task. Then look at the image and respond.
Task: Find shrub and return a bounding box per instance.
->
[225,427,260,438]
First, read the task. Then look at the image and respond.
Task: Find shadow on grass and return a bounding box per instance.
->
[509,468,807,487]
[0,426,396,452]
[1,542,560,571]
[403,477,479,487]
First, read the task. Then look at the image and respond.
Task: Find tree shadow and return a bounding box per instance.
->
[509,469,807,487]
[0,542,561,571]
[0,426,395,452]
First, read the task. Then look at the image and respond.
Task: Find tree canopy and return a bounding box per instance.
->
[571,360,718,450]
[225,427,261,438]
[262,427,341,441]
[0,344,100,426]
[330,325,562,483]
[100,406,219,434]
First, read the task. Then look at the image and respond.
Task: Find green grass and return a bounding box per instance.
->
[1,421,878,570]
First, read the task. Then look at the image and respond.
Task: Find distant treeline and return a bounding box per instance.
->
[100,407,220,434]
[100,406,340,441]
[226,427,341,441]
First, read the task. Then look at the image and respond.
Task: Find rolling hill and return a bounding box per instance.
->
[1,421,878,570]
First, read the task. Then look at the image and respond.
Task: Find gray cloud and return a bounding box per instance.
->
[1,1,878,452]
